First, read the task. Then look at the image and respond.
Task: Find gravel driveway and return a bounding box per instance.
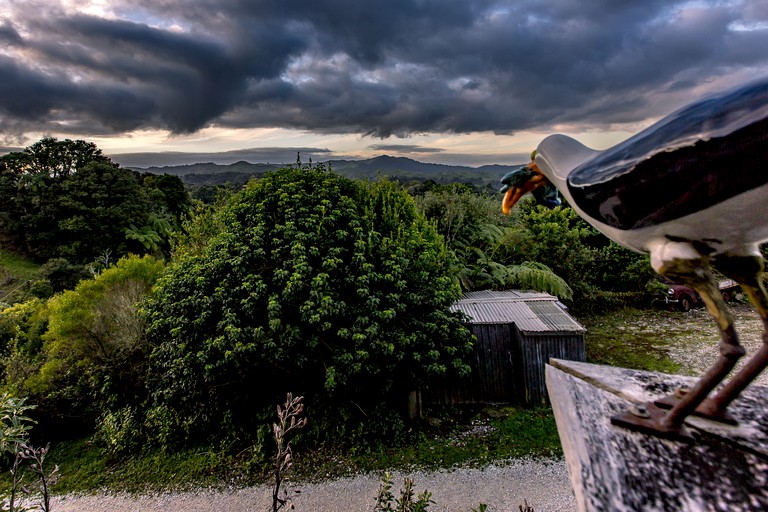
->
[52,458,575,512]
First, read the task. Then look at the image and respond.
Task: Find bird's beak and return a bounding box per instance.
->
[500,163,548,215]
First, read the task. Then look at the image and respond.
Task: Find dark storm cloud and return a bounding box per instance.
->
[368,144,444,154]
[3,0,768,143]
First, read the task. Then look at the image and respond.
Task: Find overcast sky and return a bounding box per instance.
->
[2,0,767,167]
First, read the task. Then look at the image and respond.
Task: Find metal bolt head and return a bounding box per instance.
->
[630,404,651,419]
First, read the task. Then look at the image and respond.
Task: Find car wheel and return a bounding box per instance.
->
[679,295,692,312]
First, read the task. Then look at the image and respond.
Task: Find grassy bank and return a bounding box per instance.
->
[33,406,560,495]
[0,248,41,305]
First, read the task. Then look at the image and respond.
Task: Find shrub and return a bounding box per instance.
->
[94,407,141,458]
[28,280,53,300]
[145,164,474,447]
[19,255,165,437]
[38,258,90,293]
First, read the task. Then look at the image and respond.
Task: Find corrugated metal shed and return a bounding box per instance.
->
[451,290,585,333]
[427,290,586,407]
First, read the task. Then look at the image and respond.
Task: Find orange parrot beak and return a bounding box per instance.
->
[500,163,548,215]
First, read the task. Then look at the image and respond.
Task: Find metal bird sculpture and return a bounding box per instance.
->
[500,78,768,441]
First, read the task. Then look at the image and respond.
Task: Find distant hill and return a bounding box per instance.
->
[131,155,523,190]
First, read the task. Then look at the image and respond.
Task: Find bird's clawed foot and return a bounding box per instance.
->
[611,402,695,443]
[655,328,768,429]
[612,339,743,441]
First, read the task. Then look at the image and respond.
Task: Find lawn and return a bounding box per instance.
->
[0,248,41,305]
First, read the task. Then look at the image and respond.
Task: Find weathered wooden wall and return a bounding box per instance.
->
[513,329,586,406]
[424,323,515,404]
[547,358,768,511]
[425,323,585,406]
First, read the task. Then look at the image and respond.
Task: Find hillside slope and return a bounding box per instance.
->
[131,155,523,189]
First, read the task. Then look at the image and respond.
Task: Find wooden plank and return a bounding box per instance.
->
[546,359,768,511]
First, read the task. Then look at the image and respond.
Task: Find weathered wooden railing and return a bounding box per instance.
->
[546,358,768,511]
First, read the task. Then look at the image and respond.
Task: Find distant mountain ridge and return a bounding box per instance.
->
[131,155,523,189]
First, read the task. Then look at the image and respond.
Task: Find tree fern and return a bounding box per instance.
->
[448,223,572,299]
[505,261,573,300]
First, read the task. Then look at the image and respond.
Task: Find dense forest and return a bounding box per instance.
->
[0,137,656,461]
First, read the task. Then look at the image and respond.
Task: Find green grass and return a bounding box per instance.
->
[18,406,560,495]
[0,249,41,305]
[294,406,562,482]
[581,307,684,374]
[5,438,242,495]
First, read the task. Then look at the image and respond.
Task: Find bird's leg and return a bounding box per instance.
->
[693,251,768,420]
[612,249,744,440]
[658,257,744,425]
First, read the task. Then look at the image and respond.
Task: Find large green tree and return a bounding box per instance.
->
[0,138,116,256]
[0,138,189,262]
[57,162,149,260]
[144,164,473,446]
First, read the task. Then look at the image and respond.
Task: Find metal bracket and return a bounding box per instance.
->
[611,402,696,443]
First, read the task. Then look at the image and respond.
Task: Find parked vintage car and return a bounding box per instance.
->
[658,278,740,312]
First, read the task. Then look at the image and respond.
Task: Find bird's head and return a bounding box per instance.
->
[500,152,561,215]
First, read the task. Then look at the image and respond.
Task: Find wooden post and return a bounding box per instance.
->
[546,358,768,511]
[407,389,421,420]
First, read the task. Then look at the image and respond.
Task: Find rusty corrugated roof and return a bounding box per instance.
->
[450,290,585,333]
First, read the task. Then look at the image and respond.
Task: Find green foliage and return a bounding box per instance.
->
[505,262,573,299]
[137,173,191,219]
[0,393,37,512]
[125,222,164,252]
[416,191,572,298]
[93,407,141,458]
[0,138,190,263]
[28,280,53,300]
[374,474,503,512]
[170,192,232,261]
[38,258,90,293]
[7,255,165,438]
[511,204,598,288]
[56,162,150,260]
[0,299,49,390]
[374,472,435,512]
[145,164,474,447]
[0,393,35,456]
[417,187,655,309]
[510,202,652,313]
[415,187,506,245]
[0,137,110,179]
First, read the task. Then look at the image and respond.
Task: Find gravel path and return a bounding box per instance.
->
[51,458,575,512]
